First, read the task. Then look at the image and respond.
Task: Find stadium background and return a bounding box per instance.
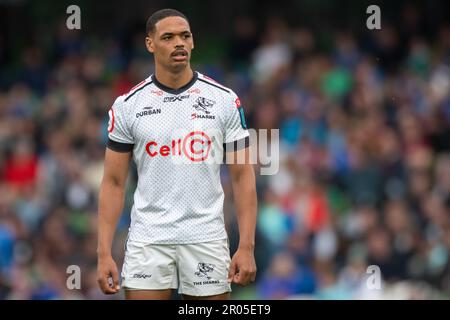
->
[0,0,449,299]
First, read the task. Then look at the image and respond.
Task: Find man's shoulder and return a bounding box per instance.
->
[196,72,235,97]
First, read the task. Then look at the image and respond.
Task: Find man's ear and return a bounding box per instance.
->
[145,36,154,53]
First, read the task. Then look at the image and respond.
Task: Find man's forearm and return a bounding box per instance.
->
[231,165,257,250]
[98,180,125,257]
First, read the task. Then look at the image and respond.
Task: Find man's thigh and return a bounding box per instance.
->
[182,292,230,300]
[125,289,175,300]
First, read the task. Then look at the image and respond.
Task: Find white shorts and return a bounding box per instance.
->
[121,238,232,296]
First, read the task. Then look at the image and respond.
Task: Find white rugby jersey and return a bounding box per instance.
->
[106,71,249,244]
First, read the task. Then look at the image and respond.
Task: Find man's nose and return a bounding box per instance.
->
[175,37,185,48]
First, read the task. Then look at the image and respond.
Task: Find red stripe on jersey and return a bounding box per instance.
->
[129,80,147,92]
[202,74,218,83]
[201,74,228,89]
[124,79,148,98]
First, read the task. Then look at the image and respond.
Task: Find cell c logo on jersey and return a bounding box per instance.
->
[183,131,212,162]
[145,131,212,162]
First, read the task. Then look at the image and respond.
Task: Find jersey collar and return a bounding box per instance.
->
[151,71,198,95]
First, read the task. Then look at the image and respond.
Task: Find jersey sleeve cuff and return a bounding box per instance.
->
[223,136,250,152]
[106,138,134,152]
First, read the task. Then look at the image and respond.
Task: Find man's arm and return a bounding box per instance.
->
[97,148,131,294]
[227,146,258,285]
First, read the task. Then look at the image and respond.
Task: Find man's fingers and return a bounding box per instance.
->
[111,267,120,291]
[228,252,257,286]
[98,272,119,294]
[98,275,111,294]
[234,269,251,285]
[227,261,237,283]
[232,266,257,285]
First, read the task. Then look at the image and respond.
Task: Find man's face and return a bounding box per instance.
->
[146,16,194,72]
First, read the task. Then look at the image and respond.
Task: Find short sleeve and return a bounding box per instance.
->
[106,97,134,152]
[224,91,249,148]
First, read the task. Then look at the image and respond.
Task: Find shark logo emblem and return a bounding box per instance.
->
[194,263,215,280]
[193,97,215,114]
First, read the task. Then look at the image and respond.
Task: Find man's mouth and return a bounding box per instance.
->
[171,50,188,61]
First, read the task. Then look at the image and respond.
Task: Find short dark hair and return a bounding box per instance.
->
[146,9,189,35]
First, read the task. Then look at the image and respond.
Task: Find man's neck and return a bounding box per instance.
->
[154,67,194,90]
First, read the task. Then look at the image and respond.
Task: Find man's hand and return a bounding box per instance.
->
[227,248,257,285]
[97,255,120,294]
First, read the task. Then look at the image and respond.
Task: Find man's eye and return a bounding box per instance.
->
[162,36,171,40]
[183,34,191,39]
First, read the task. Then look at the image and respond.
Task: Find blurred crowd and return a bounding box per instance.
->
[0,4,449,299]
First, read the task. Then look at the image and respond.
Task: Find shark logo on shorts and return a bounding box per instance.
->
[195,263,215,280]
